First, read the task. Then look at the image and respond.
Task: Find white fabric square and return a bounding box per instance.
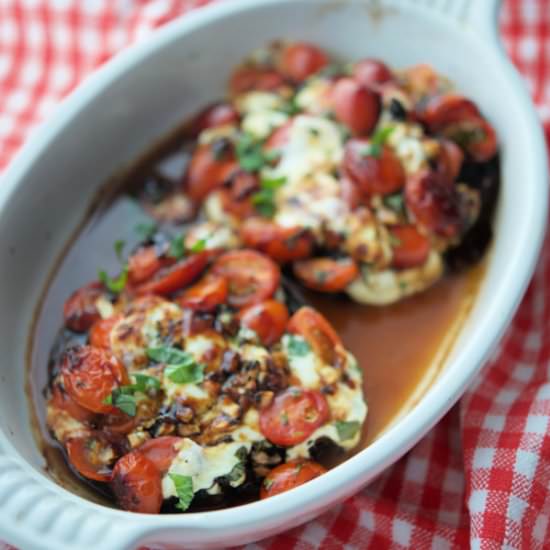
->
[468,489,488,514]
[391,518,411,547]
[405,456,429,484]
[519,37,538,62]
[525,414,548,435]
[506,494,528,523]
[473,448,495,470]
[483,414,506,431]
[514,448,539,480]
[533,513,549,544]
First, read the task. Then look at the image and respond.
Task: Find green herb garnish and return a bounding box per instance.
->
[98,266,128,294]
[107,392,136,417]
[104,373,161,416]
[135,222,157,241]
[362,126,396,158]
[335,420,361,442]
[235,133,279,173]
[169,473,194,511]
[251,175,287,218]
[147,346,193,365]
[132,373,161,393]
[168,235,186,259]
[286,335,311,357]
[114,240,125,261]
[383,193,405,214]
[189,237,207,253]
[147,346,205,384]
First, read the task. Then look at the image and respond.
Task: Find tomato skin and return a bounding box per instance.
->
[101,412,138,436]
[352,59,393,89]
[260,460,326,499]
[211,249,281,308]
[63,282,105,333]
[436,139,464,183]
[184,144,239,202]
[265,119,293,152]
[51,384,97,424]
[340,176,363,210]
[279,42,328,81]
[66,433,115,482]
[293,257,359,293]
[260,388,330,447]
[405,170,463,238]
[444,116,498,163]
[62,346,128,414]
[177,274,228,312]
[89,314,122,350]
[390,225,431,269]
[287,306,342,365]
[219,170,260,219]
[229,67,286,95]
[111,451,163,514]
[343,139,405,196]
[330,78,380,136]
[237,300,289,346]
[240,218,314,263]
[128,246,169,285]
[137,436,182,473]
[135,251,209,296]
[191,102,239,136]
[421,94,480,132]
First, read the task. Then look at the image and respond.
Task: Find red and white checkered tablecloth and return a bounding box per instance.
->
[1,1,549,549]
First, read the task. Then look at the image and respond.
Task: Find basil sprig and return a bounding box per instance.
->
[104,374,160,417]
[169,473,194,511]
[147,346,205,384]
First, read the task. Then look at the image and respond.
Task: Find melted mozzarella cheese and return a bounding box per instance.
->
[235,91,286,114]
[242,110,288,140]
[186,221,241,251]
[282,335,322,388]
[386,122,429,175]
[294,78,332,115]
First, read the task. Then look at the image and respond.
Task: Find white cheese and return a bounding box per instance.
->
[282,334,322,388]
[242,110,288,140]
[235,91,285,114]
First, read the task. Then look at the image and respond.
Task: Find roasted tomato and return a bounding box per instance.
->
[111,451,162,514]
[61,346,128,414]
[287,306,342,365]
[260,460,327,499]
[66,433,115,482]
[279,42,328,82]
[63,282,105,333]
[293,257,359,293]
[436,139,464,183]
[265,119,293,152]
[177,274,228,312]
[402,63,442,98]
[137,436,182,473]
[229,67,286,95]
[260,387,330,447]
[211,250,280,308]
[421,94,480,132]
[343,139,405,196]
[340,176,363,210]
[352,59,393,89]
[50,384,97,423]
[128,246,169,285]
[219,170,260,219]
[443,116,498,163]
[135,251,209,296]
[191,102,239,136]
[89,314,122,350]
[101,412,138,436]
[184,144,239,202]
[237,300,289,346]
[330,78,380,136]
[405,170,463,238]
[240,218,314,263]
[389,225,431,269]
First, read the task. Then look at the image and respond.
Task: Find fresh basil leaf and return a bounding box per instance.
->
[114,240,125,262]
[169,473,194,511]
[189,238,207,253]
[110,392,137,417]
[132,373,161,393]
[287,335,311,357]
[251,189,277,218]
[168,235,186,259]
[335,420,361,442]
[165,362,205,385]
[383,193,404,213]
[98,265,128,294]
[147,346,192,365]
[226,461,246,484]
[260,175,286,190]
[235,446,248,462]
[371,126,395,147]
[135,222,157,241]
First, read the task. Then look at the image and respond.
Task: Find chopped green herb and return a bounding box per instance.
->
[281,97,301,116]
[189,237,207,253]
[104,373,161,416]
[335,420,361,442]
[169,473,194,511]
[263,477,274,490]
[135,222,157,241]
[114,240,125,261]
[251,175,287,218]
[235,133,280,173]
[384,193,405,213]
[98,265,128,294]
[362,126,396,158]
[104,390,137,416]
[227,461,246,484]
[235,446,248,462]
[286,335,311,357]
[165,362,205,385]
[147,346,193,365]
[260,175,287,190]
[132,373,161,393]
[168,235,186,259]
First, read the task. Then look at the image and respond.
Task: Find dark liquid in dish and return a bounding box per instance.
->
[27,119,495,507]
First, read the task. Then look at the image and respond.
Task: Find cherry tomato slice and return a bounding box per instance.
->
[443,115,498,163]
[219,171,260,219]
[343,139,405,196]
[287,306,342,365]
[340,176,363,210]
[279,42,328,82]
[260,460,327,499]
[63,282,105,333]
[101,411,138,435]
[89,314,122,350]
[229,67,286,95]
[177,274,228,312]
[330,78,380,136]
[191,102,239,136]
[137,436,182,473]
[405,170,463,238]
[421,93,479,131]
[66,433,115,482]
[402,64,442,99]
[237,300,289,346]
[61,345,129,414]
[111,451,162,514]
[135,251,209,296]
[352,59,393,89]
[265,119,293,152]
[436,139,464,183]
[293,257,359,293]
[128,246,169,285]
[390,225,431,269]
[260,387,330,447]
[211,250,280,308]
[240,218,314,263]
[184,144,239,202]
[50,384,97,423]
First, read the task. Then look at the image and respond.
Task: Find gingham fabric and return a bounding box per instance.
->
[0,1,549,549]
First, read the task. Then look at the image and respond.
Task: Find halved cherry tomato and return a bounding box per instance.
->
[184,144,239,202]
[101,411,138,435]
[402,64,442,98]
[66,433,115,482]
[436,139,464,183]
[211,250,280,308]
[352,59,393,89]
[237,300,289,346]
[343,139,405,196]
[229,67,286,95]
[135,251,209,296]
[265,119,293,152]
[260,460,326,499]
[111,451,162,514]
[260,387,330,446]
[63,282,105,332]
[279,42,328,82]
[293,257,359,293]
[405,170,463,238]
[421,94,480,132]
[340,176,363,210]
[240,218,314,263]
[443,116,498,163]
[137,436,182,473]
[330,78,380,136]
[89,314,122,350]
[389,225,431,269]
[219,170,260,219]
[61,345,129,414]
[287,306,342,365]
[128,246,169,285]
[177,274,228,312]
[191,102,239,136]
[50,384,97,423]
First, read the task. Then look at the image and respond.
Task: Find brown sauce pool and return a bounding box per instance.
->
[26,119,489,506]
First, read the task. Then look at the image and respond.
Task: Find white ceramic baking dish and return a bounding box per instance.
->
[0,0,547,548]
